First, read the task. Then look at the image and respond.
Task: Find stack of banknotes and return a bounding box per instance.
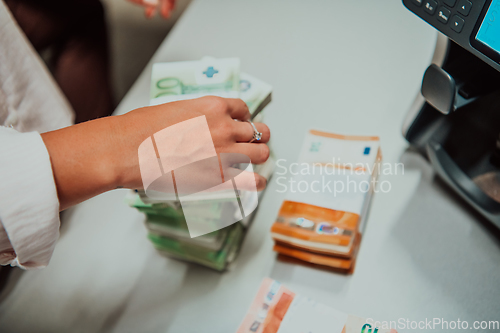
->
[237,278,397,333]
[271,130,382,274]
[150,56,272,118]
[126,57,273,271]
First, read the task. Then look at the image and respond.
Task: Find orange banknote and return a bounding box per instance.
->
[237,278,397,333]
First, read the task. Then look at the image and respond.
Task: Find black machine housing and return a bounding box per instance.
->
[402,0,500,229]
[403,0,500,71]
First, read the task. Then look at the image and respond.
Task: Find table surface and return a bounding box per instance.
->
[2,1,500,332]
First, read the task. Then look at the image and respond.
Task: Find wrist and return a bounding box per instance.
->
[94,115,125,191]
[41,116,124,209]
[105,113,145,190]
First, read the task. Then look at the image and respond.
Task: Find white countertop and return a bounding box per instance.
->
[1,0,499,332]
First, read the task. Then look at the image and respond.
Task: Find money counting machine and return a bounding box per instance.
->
[402,0,500,229]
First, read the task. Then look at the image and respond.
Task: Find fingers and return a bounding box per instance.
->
[225,98,251,121]
[233,121,270,143]
[254,173,267,191]
[223,168,267,192]
[168,0,176,11]
[144,6,156,18]
[127,0,149,4]
[219,153,251,168]
[238,172,267,192]
[131,0,172,19]
[160,0,172,18]
[230,142,270,164]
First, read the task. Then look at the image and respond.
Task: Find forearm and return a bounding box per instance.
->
[41,116,124,211]
[39,97,270,211]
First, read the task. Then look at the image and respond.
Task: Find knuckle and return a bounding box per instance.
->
[240,99,250,110]
[205,96,228,113]
[241,102,251,118]
[220,120,234,135]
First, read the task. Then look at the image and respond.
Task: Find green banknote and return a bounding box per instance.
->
[149,57,273,120]
[148,222,244,271]
[150,57,241,106]
[239,72,272,119]
[126,190,239,250]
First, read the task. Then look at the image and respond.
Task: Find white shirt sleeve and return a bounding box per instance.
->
[0,127,60,269]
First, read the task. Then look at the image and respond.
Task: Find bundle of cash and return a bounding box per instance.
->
[237,278,397,333]
[150,57,272,120]
[271,130,382,274]
[126,158,274,270]
[126,57,273,271]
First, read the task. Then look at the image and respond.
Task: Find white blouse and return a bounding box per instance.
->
[0,129,60,269]
[0,1,74,269]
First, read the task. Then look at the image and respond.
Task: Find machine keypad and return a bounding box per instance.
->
[410,0,473,33]
[457,0,472,15]
[437,7,451,23]
[424,0,438,14]
[443,0,457,6]
[451,14,465,32]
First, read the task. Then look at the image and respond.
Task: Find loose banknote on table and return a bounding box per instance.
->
[237,278,397,333]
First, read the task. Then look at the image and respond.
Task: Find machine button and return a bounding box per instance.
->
[451,15,465,32]
[411,0,423,6]
[424,0,438,14]
[443,0,457,7]
[457,0,472,16]
[437,7,451,23]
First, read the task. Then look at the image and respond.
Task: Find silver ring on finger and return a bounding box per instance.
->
[246,120,262,143]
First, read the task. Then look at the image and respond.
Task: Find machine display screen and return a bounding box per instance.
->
[475,0,500,54]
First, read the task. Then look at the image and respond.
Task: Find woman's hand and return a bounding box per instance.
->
[127,0,176,19]
[41,97,270,210]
